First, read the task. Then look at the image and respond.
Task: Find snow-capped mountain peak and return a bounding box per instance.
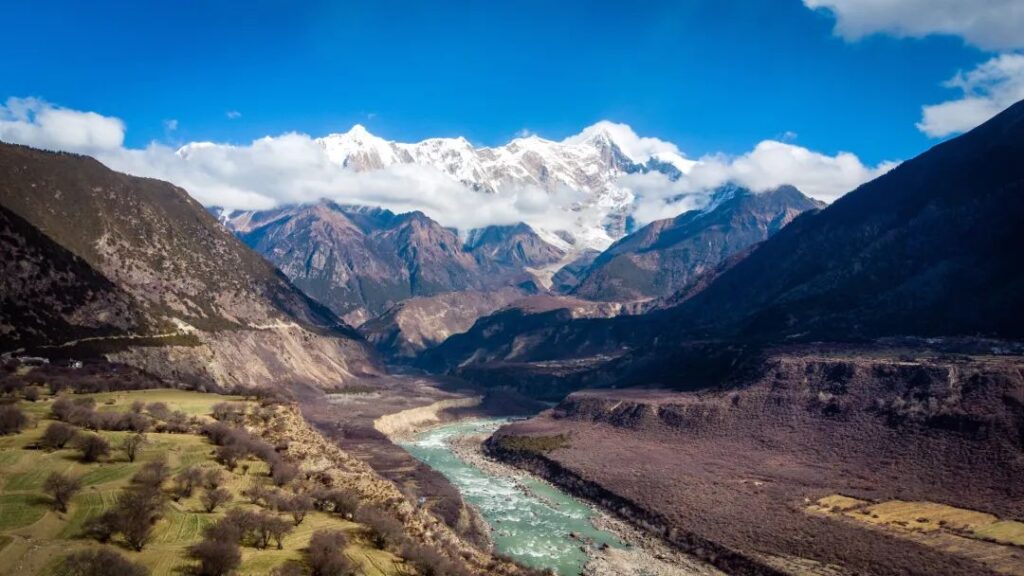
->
[312,121,695,250]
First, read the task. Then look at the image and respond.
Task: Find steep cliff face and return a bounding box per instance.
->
[573,186,823,301]
[490,348,1024,576]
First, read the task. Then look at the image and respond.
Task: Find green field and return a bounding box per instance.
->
[0,389,408,576]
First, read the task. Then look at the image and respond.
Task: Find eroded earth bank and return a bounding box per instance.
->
[484,345,1024,576]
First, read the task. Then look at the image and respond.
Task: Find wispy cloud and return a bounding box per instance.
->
[226,110,242,120]
[163,119,179,131]
[804,0,1024,51]
[917,54,1024,137]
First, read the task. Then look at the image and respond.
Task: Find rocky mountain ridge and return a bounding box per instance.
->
[307,121,695,247]
[0,142,377,389]
[222,201,560,325]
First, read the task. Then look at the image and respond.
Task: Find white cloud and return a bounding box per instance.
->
[0,97,892,237]
[564,120,689,165]
[226,110,242,119]
[0,97,124,154]
[804,0,1024,51]
[163,119,179,131]
[623,140,896,225]
[917,53,1024,137]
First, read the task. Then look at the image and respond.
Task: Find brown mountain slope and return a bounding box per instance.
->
[0,143,377,389]
[573,185,822,301]
[0,204,148,349]
[228,201,565,326]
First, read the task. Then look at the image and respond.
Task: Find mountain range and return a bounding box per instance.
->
[237,121,697,249]
[220,202,557,325]
[423,99,1024,380]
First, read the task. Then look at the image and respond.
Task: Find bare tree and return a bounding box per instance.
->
[265,516,293,550]
[174,466,205,499]
[40,421,78,449]
[270,459,299,487]
[121,433,146,462]
[0,405,27,435]
[203,468,225,489]
[308,530,353,576]
[56,548,149,576]
[187,538,240,576]
[286,493,313,526]
[201,487,233,513]
[74,433,110,463]
[43,472,82,512]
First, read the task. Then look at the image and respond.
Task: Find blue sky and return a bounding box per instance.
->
[0,0,1008,165]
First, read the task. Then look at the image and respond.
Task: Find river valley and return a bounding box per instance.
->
[399,418,720,576]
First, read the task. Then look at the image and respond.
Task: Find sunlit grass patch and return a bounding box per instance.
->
[973,520,1024,547]
[0,493,49,530]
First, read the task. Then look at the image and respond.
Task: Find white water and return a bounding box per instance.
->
[400,418,625,575]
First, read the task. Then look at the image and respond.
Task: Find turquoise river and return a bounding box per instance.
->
[399,418,625,575]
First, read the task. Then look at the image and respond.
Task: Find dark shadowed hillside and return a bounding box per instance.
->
[0,143,341,333]
[0,204,149,349]
[666,100,1024,342]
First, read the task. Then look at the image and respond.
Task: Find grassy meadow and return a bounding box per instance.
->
[0,388,408,576]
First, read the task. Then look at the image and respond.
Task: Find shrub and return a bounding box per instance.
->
[0,404,27,435]
[354,506,405,551]
[74,433,110,462]
[204,468,224,489]
[52,396,95,421]
[215,444,245,471]
[201,487,233,513]
[270,459,299,487]
[117,486,163,551]
[82,510,119,543]
[285,493,313,526]
[43,472,82,512]
[55,548,149,576]
[40,421,78,449]
[146,402,170,420]
[308,530,354,576]
[401,542,468,576]
[310,488,359,517]
[174,467,205,499]
[122,433,146,462]
[242,481,268,505]
[23,386,40,402]
[188,538,241,576]
[132,457,170,488]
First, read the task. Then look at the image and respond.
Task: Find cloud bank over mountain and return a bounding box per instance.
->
[1,96,893,245]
